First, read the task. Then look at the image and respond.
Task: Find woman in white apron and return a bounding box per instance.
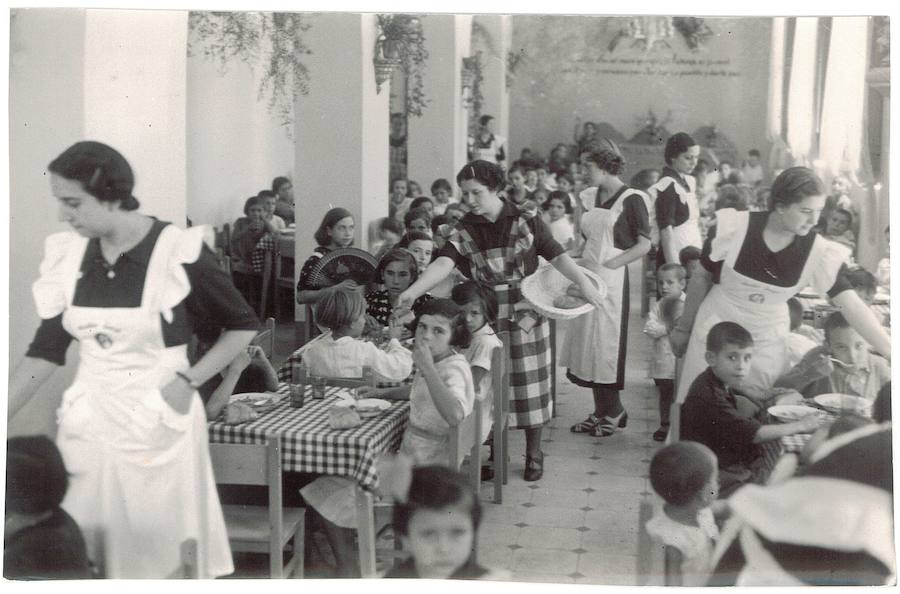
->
[650,133,701,268]
[9,142,259,578]
[562,146,651,437]
[671,167,890,404]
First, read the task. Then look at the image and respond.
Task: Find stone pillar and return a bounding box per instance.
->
[83,9,189,225]
[475,14,511,147]
[294,13,390,325]
[407,15,472,188]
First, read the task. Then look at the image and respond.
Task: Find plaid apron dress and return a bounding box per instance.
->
[450,213,552,429]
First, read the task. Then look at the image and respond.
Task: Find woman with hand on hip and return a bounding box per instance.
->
[670,167,890,404]
[564,146,651,438]
[8,141,259,578]
[396,160,604,481]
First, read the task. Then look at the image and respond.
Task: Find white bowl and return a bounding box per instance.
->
[814,393,872,416]
[520,263,607,321]
[767,404,820,424]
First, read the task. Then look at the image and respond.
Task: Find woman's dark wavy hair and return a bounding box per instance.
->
[392,465,482,536]
[49,141,140,210]
[313,207,354,247]
[768,167,825,211]
[456,160,506,192]
[376,248,418,285]
[584,148,625,177]
[664,132,697,166]
[409,298,470,348]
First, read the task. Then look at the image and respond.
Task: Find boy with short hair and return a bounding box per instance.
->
[678,246,702,279]
[775,311,891,402]
[680,321,820,493]
[430,178,454,215]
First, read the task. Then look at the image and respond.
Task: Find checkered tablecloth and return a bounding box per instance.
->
[207,384,409,491]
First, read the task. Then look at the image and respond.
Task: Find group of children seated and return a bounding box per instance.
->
[641,298,891,585]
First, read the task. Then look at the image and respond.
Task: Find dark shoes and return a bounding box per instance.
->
[481,464,494,481]
[652,425,669,442]
[524,451,544,482]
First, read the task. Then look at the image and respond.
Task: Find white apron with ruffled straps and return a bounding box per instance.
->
[560,188,633,383]
[32,225,232,578]
[676,209,850,403]
[667,174,702,261]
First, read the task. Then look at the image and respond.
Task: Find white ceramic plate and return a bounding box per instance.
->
[767,404,819,423]
[229,392,282,408]
[814,393,872,415]
[334,398,392,418]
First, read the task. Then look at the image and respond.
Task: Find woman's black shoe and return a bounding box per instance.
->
[523,452,544,482]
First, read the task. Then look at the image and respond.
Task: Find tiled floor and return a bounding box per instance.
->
[253,261,663,583]
[472,273,663,586]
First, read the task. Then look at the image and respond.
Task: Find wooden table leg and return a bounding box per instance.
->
[550,319,558,418]
[355,486,377,578]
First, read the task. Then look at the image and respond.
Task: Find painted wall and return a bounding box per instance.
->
[8,9,86,437]
[186,20,296,229]
[508,16,772,163]
[83,9,189,226]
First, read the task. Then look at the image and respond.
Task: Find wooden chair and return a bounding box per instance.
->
[208,439,306,578]
[666,356,684,444]
[260,249,275,320]
[490,331,511,503]
[636,494,677,585]
[549,319,558,418]
[448,405,482,496]
[273,235,295,321]
[251,317,276,362]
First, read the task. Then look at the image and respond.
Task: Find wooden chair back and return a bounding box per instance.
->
[273,235,295,320]
[260,249,274,320]
[491,330,510,502]
[448,408,481,493]
[251,317,276,361]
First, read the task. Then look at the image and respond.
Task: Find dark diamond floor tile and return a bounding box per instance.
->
[575,526,591,532]
[571,548,588,555]
[514,522,529,528]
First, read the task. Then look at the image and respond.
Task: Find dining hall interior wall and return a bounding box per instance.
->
[507,16,773,164]
[186,33,296,230]
[9,9,86,437]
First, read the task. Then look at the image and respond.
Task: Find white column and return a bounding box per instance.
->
[83,9,188,225]
[407,15,472,187]
[9,8,87,437]
[476,14,511,145]
[294,12,390,275]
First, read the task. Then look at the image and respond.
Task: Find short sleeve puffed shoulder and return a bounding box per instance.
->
[806,236,853,297]
[705,209,748,264]
[32,231,87,319]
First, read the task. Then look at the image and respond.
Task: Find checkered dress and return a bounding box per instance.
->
[449,212,551,429]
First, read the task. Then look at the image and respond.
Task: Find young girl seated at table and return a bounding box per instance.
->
[301,286,413,381]
[452,280,503,479]
[297,207,357,304]
[542,191,575,250]
[366,249,432,332]
[644,441,720,586]
[370,216,404,261]
[383,465,509,580]
[404,206,433,237]
[365,299,475,464]
[229,195,268,302]
[431,178,454,215]
[397,230,435,276]
[296,287,413,576]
